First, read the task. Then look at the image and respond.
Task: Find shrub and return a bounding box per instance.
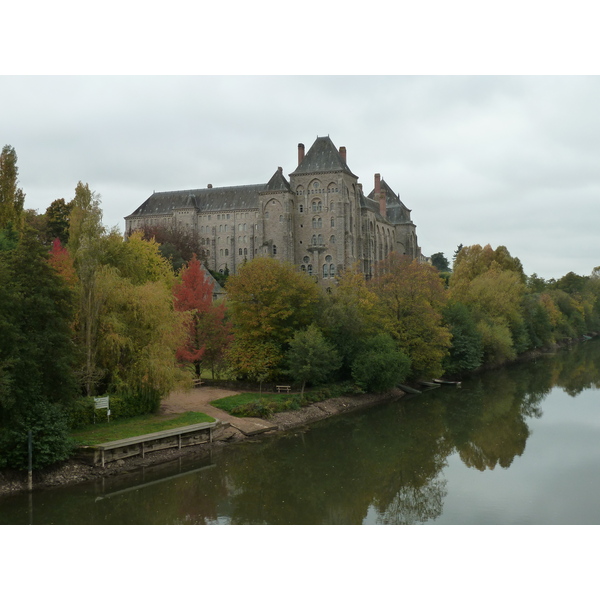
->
[0,402,75,470]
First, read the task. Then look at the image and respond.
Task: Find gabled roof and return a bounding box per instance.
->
[290,136,357,177]
[264,168,291,193]
[367,179,413,224]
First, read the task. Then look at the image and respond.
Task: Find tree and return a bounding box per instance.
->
[285,324,341,396]
[138,223,207,271]
[370,253,452,379]
[430,252,451,272]
[67,181,104,259]
[351,334,411,392]
[0,145,25,231]
[0,228,77,436]
[94,267,189,413]
[173,255,232,378]
[45,198,72,245]
[449,245,527,365]
[48,238,78,289]
[226,257,322,348]
[319,265,384,378]
[442,301,484,375]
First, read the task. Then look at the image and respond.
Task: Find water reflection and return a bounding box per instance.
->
[3,340,600,525]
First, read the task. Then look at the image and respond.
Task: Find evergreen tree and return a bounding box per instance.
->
[0,145,25,231]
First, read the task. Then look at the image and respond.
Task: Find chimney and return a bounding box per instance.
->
[339,146,347,163]
[375,173,386,216]
[207,184,212,188]
[298,143,305,165]
[278,166,283,173]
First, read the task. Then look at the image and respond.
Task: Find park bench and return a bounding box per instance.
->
[276,385,291,393]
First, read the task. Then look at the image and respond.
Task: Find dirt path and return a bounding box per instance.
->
[162,387,278,435]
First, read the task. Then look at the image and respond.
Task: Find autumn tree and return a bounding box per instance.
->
[0,145,25,231]
[48,238,78,289]
[370,253,452,379]
[173,255,232,378]
[225,258,322,380]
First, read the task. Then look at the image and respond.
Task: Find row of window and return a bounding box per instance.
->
[300,264,337,277]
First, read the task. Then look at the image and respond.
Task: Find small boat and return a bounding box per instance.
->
[433,379,462,387]
[397,383,422,394]
[418,381,441,389]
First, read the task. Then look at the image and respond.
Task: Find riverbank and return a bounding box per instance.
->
[0,388,404,497]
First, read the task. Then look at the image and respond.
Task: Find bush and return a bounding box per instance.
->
[0,402,75,470]
[351,335,411,392]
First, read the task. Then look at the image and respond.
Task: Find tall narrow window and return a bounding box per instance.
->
[273,245,277,255]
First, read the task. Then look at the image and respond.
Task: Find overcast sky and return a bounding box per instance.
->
[2,75,599,281]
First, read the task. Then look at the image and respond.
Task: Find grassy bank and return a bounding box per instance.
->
[71,411,215,446]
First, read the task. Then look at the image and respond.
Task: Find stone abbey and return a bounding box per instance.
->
[125,136,426,283]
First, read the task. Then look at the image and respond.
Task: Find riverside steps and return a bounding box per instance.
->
[81,421,220,467]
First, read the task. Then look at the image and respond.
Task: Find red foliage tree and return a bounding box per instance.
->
[173,255,232,377]
[48,238,78,289]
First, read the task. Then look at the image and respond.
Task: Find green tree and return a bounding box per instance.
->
[351,334,411,392]
[285,324,341,396]
[442,301,484,375]
[0,145,25,231]
[430,252,451,272]
[319,265,384,378]
[45,198,72,245]
[450,245,527,366]
[370,253,452,379]
[0,228,78,468]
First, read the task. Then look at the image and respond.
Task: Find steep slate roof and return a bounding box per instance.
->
[264,168,291,192]
[290,136,357,177]
[126,183,266,218]
[367,179,413,224]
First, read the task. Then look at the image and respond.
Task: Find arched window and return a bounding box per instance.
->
[301,265,306,272]
[331,217,335,227]
[219,224,223,232]
[239,248,243,255]
[312,217,317,228]
[311,235,317,245]
[323,264,328,278]
[244,248,248,255]
[317,234,323,245]
[307,264,313,276]
[317,218,322,228]
[330,264,336,277]
[330,235,336,244]
[224,249,229,256]
[219,249,223,257]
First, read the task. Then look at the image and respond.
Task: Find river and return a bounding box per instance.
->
[2,339,600,525]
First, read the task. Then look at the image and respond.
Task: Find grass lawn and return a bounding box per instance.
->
[211,392,300,413]
[71,411,215,446]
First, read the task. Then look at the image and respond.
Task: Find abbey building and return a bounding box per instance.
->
[125,136,426,284]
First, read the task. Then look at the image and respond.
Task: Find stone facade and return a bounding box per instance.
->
[125,136,426,285]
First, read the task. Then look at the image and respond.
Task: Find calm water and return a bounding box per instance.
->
[3,340,600,525]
